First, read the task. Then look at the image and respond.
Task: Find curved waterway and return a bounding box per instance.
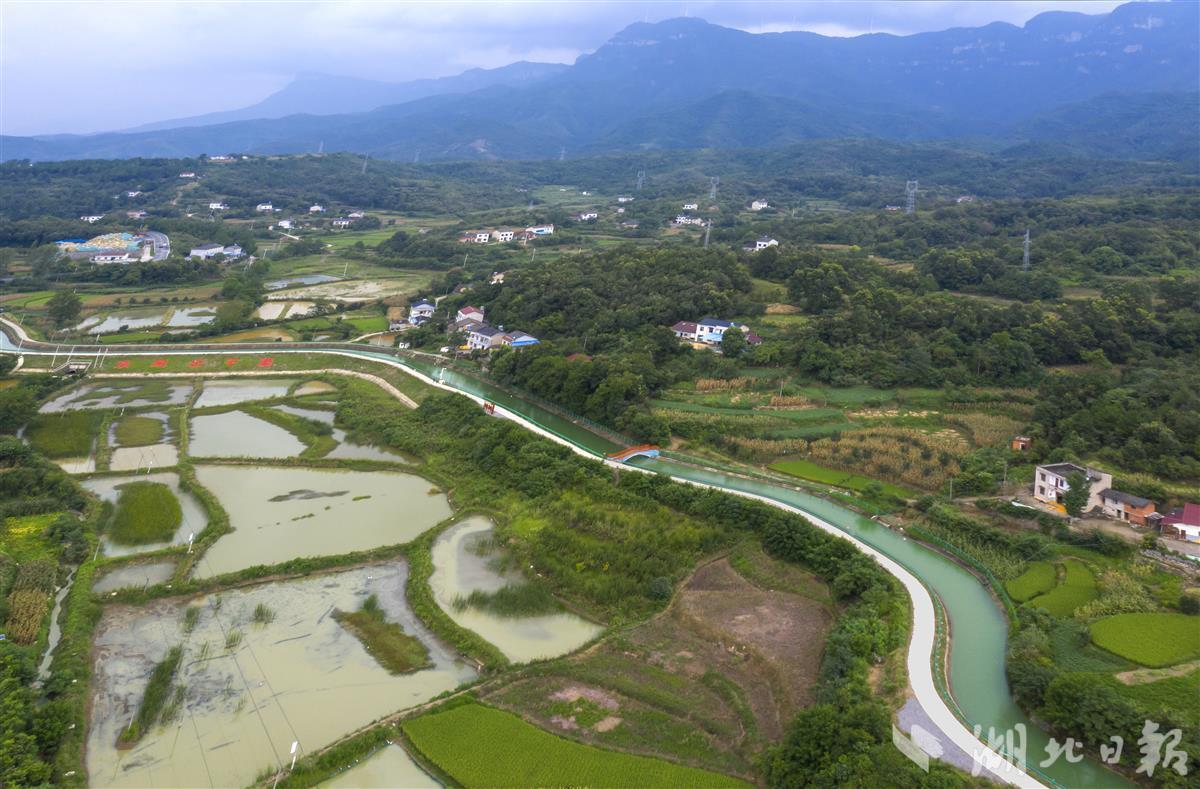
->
[0,329,1124,787]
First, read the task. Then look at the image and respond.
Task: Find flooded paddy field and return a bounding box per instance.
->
[83,472,208,558]
[322,743,438,788]
[192,379,298,409]
[40,380,191,413]
[87,563,476,788]
[75,306,217,335]
[255,301,315,321]
[270,404,412,462]
[189,410,306,458]
[430,516,602,663]
[191,465,452,579]
[93,561,177,594]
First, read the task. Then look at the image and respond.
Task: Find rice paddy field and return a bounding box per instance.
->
[1090,613,1200,668]
[1026,560,1098,617]
[402,703,748,788]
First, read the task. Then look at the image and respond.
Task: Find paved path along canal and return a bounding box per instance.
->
[0,320,1128,788]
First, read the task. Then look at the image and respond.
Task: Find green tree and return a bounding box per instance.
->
[720,327,747,358]
[1063,470,1091,518]
[46,291,82,326]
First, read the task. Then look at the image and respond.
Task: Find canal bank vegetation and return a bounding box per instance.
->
[333,594,433,675]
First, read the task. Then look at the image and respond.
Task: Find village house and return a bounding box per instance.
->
[309,204,326,214]
[80,215,104,223]
[348,211,365,219]
[748,236,778,251]
[408,298,436,324]
[751,199,770,211]
[617,196,634,203]
[208,202,228,210]
[126,190,142,198]
[467,325,508,350]
[456,306,485,324]
[507,330,540,348]
[673,318,762,347]
[682,203,698,211]
[673,215,704,226]
[956,195,976,204]
[576,212,598,221]
[188,243,224,260]
[525,224,554,236]
[491,229,515,243]
[256,203,274,212]
[465,231,490,244]
[209,154,234,162]
[885,205,902,211]
[222,244,244,259]
[1033,463,1112,512]
[671,321,698,341]
[490,271,506,285]
[276,219,294,230]
[1161,503,1200,542]
[179,172,196,178]
[1099,489,1157,527]
[386,305,407,331]
[126,210,147,220]
[1011,436,1032,452]
[332,218,352,228]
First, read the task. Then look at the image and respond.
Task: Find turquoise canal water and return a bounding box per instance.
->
[0,332,1125,787]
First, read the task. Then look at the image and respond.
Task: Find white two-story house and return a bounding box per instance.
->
[1034,463,1112,512]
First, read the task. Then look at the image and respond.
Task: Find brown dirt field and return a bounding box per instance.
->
[483,553,831,777]
[765,302,801,314]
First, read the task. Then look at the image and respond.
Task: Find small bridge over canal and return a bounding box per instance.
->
[605,444,661,463]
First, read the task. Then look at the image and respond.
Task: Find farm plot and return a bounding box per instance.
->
[1091,613,1200,668]
[1027,560,1098,617]
[1006,561,1057,602]
[402,703,747,788]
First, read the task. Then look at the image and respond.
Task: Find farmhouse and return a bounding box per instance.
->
[256,203,274,212]
[576,212,598,221]
[209,154,234,162]
[387,305,408,331]
[1161,503,1200,542]
[456,306,485,324]
[127,210,147,220]
[492,229,515,243]
[332,218,352,228]
[682,203,698,211]
[1033,463,1112,512]
[189,243,224,259]
[409,298,436,323]
[671,321,698,341]
[673,318,762,347]
[751,199,770,211]
[1098,489,1157,527]
[208,202,228,210]
[617,196,634,203]
[467,325,507,350]
[507,330,540,348]
[1011,435,1032,451]
[750,236,778,251]
[80,215,104,223]
[222,244,244,259]
[309,204,326,213]
[179,172,196,178]
[348,211,365,219]
[126,190,142,198]
[673,215,704,226]
[276,219,294,230]
[525,224,554,236]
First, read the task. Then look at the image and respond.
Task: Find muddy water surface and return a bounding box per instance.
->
[191,465,451,579]
[87,563,475,788]
[83,472,207,558]
[430,516,602,663]
[322,744,438,788]
[192,379,297,408]
[188,411,305,458]
[93,561,177,594]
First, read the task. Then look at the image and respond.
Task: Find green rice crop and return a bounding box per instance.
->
[110,481,182,545]
[113,415,165,447]
[1027,560,1097,617]
[1006,561,1057,602]
[25,411,104,458]
[333,593,432,674]
[402,703,747,788]
[452,583,562,618]
[1091,613,1200,668]
[118,645,182,746]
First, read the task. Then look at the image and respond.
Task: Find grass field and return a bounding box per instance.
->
[0,513,62,563]
[333,594,431,674]
[402,703,746,788]
[25,411,104,458]
[1094,668,1200,729]
[768,459,915,499]
[1006,561,1057,602]
[1091,613,1200,668]
[324,228,396,249]
[113,416,165,447]
[110,481,182,545]
[1027,560,1097,617]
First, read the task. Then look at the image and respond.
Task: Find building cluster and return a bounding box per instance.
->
[56,232,163,264]
[1032,462,1200,541]
[397,301,539,351]
[188,243,244,260]
[671,317,762,348]
[459,225,554,244]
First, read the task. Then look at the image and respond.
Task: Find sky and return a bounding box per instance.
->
[1,0,1123,137]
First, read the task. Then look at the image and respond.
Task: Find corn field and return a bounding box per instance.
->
[5,589,49,644]
[767,395,812,408]
[799,427,969,491]
[946,412,1027,448]
[695,377,752,391]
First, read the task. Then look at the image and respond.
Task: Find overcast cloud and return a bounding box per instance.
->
[1,0,1123,136]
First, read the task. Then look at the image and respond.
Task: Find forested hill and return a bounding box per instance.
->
[2,0,1195,162]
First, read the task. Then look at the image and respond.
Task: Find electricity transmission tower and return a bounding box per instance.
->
[636,170,646,191]
[703,219,712,249]
[360,156,369,175]
[904,180,918,214]
[709,176,719,200]
[1023,228,1031,271]
[559,147,566,161]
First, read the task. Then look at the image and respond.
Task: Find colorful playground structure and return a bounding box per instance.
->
[605,444,661,463]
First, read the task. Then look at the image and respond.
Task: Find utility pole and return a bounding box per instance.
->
[1022,228,1031,272]
[905,180,918,214]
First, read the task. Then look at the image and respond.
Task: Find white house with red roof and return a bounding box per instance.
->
[1161,503,1200,542]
